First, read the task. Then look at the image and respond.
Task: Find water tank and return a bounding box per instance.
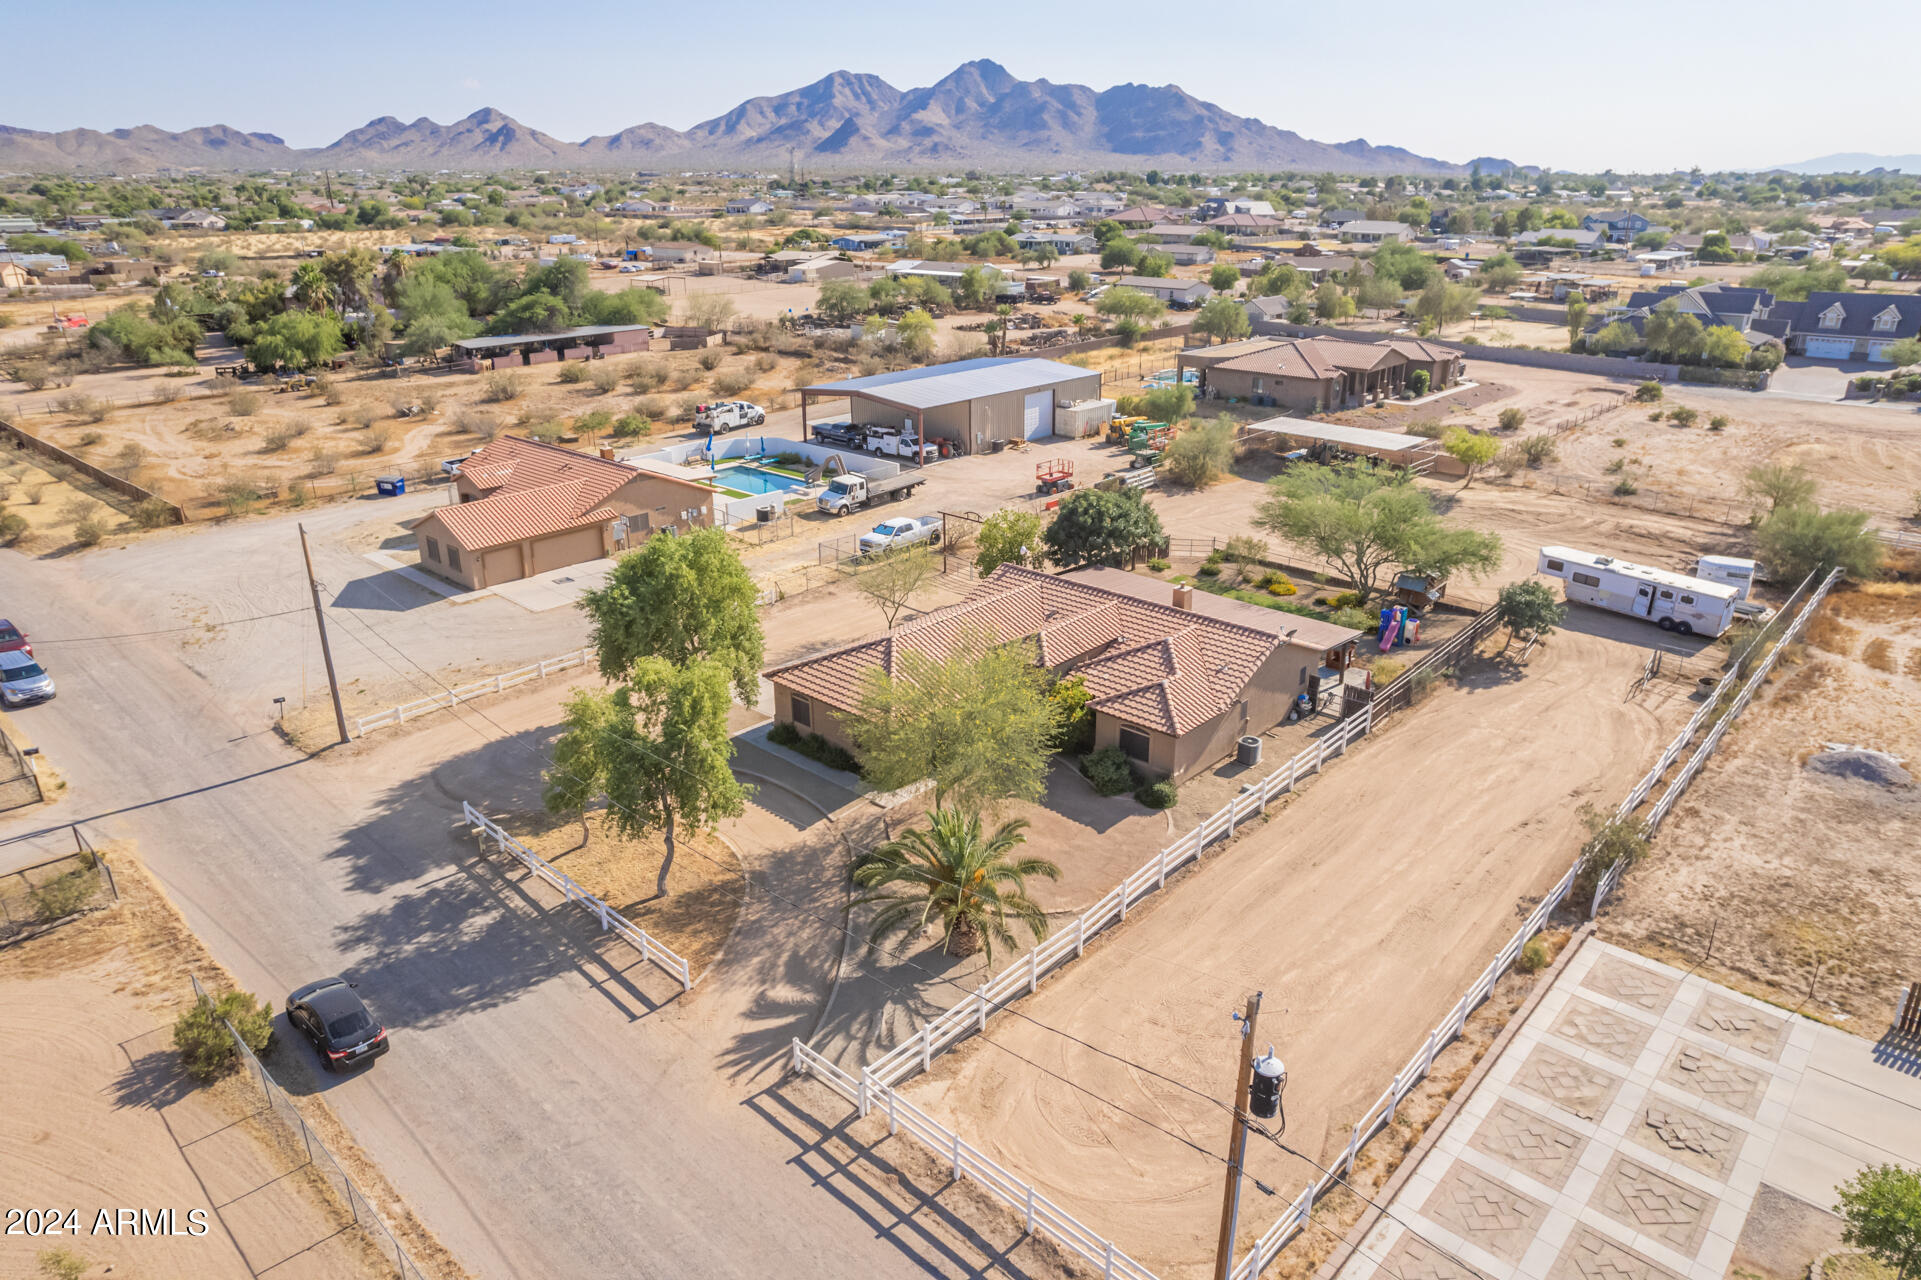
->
[1237,735,1263,767]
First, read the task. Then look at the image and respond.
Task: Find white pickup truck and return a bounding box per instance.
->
[693,401,766,433]
[857,516,942,557]
[863,425,939,463]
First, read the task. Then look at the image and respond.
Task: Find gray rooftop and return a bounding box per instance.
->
[452,324,652,352]
[1244,417,1441,455]
[801,357,1098,410]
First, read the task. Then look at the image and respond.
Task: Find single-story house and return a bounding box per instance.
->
[1205,213,1284,237]
[1379,338,1465,389]
[1111,275,1213,307]
[646,242,718,264]
[0,262,30,289]
[1144,223,1203,244]
[1111,205,1179,228]
[1179,337,1422,409]
[1158,243,1217,266]
[765,563,1362,781]
[831,232,896,253]
[1320,209,1365,229]
[1581,210,1651,243]
[415,436,716,590]
[1337,220,1410,244]
[725,199,774,215]
[800,356,1103,455]
[1015,231,1098,255]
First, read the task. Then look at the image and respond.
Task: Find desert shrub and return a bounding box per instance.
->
[1330,605,1375,631]
[754,353,778,373]
[361,426,392,455]
[173,990,275,1082]
[1515,936,1551,973]
[669,366,699,391]
[1611,437,1627,448]
[713,371,754,396]
[1404,420,1445,438]
[1196,562,1220,578]
[627,360,666,393]
[1146,557,1170,572]
[574,410,614,437]
[697,349,724,371]
[1265,576,1297,596]
[1633,380,1663,402]
[1082,746,1135,796]
[261,425,296,453]
[1667,405,1698,427]
[1514,433,1557,468]
[305,447,339,476]
[589,364,621,393]
[59,393,110,423]
[525,419,564,444]
[1648,410,1664,421]
[214,477,262,516]
[555,361,589,384]
[612,413,651,439]
[1612,476,1639,496]
[1709,415,1729,431]
[481,372,523,402]
[30,867,96,920]
[25,482,49,505]
[151,381,184,403]
[71,515,107,547]
[0,510,26,544]
[453,408,498,439]
[8,361,51,390]
[1604,457,1626,474]
[766,720,862,773]
[1572,804,1649,902]
[317,376,344,405]
[342,403,378,430]
[1134,779,1178,810]
[77,430,104,447]
[1325,590,1364,609]
[634,394,669,419]
[36,1246,89,1280]
[131,497,175,528]
[228,389,262,417]
[1497,407,1527,431]
[1406,666,1441,702]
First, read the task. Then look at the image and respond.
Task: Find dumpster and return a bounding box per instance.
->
[375,474,406,497]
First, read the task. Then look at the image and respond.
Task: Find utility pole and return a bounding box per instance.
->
[299,524,350,746]
[1214,992,1262,1280]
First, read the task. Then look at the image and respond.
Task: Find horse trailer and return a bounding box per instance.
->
[1536,546,1739,638]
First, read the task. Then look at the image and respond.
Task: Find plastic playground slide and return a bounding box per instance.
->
[1378,605,1403,652]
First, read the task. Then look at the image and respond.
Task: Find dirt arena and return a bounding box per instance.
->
[1602,577,1921,1028]
[902,611,1696,1279]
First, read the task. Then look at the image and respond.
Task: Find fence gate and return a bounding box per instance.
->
[1900,983,1921,1039]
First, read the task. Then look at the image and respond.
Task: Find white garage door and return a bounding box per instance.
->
[1867,340,1895,364]
[1804,336,1854,360]
[1023,391,1054,440]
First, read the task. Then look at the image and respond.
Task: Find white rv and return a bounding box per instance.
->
[1694,555,1760,600]
[1536,546,1739,638]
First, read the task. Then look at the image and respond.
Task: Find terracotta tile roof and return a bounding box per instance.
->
[456,434,640,509]
[1381,338,1459,362]
[1213,339,1344,382]
[766,564,1360,738]
[429,481,618,551]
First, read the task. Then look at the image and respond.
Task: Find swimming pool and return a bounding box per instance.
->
[707,463,808,496]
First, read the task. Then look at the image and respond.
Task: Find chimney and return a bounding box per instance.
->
[599,446,616,460]
[1172,585,1194,611]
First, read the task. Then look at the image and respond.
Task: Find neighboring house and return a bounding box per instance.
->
[1143,223,1202,244]
[830,232,895,252]
[1319,209,1365,229]
[1014,231,1098,255]
[787,254,860,284]
[0,262,29,289]
[646,242,718,263]
[1180,337,1423,409]
[1665,232,1771,255]
[1011,196,1080,219]
[1604,283,1786,346]
[725,199,773,215]
[1337,220,1409,244]
[764,563,1362,781]
[1787,291,1921,362]
[1205,213,1283,237]
[1158,243,1216,266]
[1111,204,1178,228]
[165,208,228,231]
[415,436,714,591]
[1513,227,1607,252]
[1110,275,1213,307]
[613,199,664,214]
[1581,210,1651,242]
[0,215,40,235]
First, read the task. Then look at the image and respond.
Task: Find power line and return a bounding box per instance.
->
[26,608,309,646]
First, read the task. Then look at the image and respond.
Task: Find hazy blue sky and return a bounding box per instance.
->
[1,0,1910,172]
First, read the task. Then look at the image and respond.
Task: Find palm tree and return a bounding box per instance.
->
[290,260,334,314]
[852,809,1058,961]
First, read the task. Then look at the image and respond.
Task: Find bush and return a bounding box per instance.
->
[1667,406,1698,427]
[71,516,106,547]
[525,419,564,444]
[713,371,754,397]
[1330,605,1375,631]
[342,403,379,430]
[1611,437,1627,448]
[754,353,778,373]
[1497,407,1527,431]
[589,364,621,394]
[0,510,25,544]
[1134,779,1178,810]
[131,497,175,528]
[36,1247,88,1280]
[1160,417,1237,489]
[455,408,499,439]
[1514,434,1558,468]
[261,425,297,453]
[305,447,339,477]
[627,361,667,393]
[1515,936,1551,973]
[1372,658,1405,684]
[1325,590,1364,609]
[1145,557,1170,572]
[361,426,392,455]
[1265,576,1297,596]
[574,409,614,437]
[77,430,104,448]
[612,413,651,439]
[1633,380,1664,402]
[1612,476,1639,496]
[1404,420,1445,439]
[1709,414,1729,431]
[481,372,523,403]
[318,376,345,405]
[1572,804,1650,903]
[1407,369,1430,397]
[173,990,276,1082]
[228,389,262,417]
[766,719,861,774]
[555,361,589,384]
[58,393,110,423]
[1082,746,1135,796]
[1196,562,1221,578]
[30,867,96,921]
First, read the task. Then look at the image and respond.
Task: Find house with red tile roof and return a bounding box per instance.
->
[764,564,1361,780]
[412,436,717,590]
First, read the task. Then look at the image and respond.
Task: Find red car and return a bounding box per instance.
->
[0,621,29,657]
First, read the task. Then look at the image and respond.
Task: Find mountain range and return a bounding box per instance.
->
[0,61,1511,175]
[1762,152,1919,175]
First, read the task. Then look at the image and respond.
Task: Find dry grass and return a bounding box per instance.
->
[1805,612,1858,656]
[1862,637,1896,673]
[1824,581,1921,624]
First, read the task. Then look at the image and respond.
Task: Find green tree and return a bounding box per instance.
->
[1837,1165,1921,1280]
[544,686,627,847]
[173,990,275,1082]
[597,659,747,899]
[1253,461,1502,602]
[855,543,938,629]
[1881,336,1921,368]
[815,278,871,325]
[1754,503,1883,583]
[1207,262,1241,293]
[246,312,344,371]
[1413,281,1480,335]
[1066,268,1092,292]
[975,508,1045,575]
[1591,320,1640,354]
[579,527,764,702]
[895,307,937,358]
[1313,281,1355,322]
[1701,325,1749,368]
[1478,254,1522,291]
[1042,487,1166,569]
[957,265,1006,308]
[1096,286,1165,327]
[1494,580,1566,650]
[1356,273,1404,315]
[1441,426,1500,486]
[1139,382,1195,424]
[1135,252,1173,278]
[290,260,334,313]
[1565,295,1588,350]
[1741,462,1817,514]
[1369,240,1439,290]
[851,808,1058,960]
[1160,416,1237,488]
[849,632,1060,811]
[1192,294,1250,344]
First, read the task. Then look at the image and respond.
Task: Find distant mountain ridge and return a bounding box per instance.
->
[1763,152,1920,175]
[0,61,1515,175]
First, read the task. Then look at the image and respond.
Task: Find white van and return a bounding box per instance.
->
[1694,556,1760,601]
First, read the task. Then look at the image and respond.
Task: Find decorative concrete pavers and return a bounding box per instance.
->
[1422,1162,1550,1264]
[1660,1042,1769,1118]
[1546,1225,1689,1280]
[1469,1100,1590,1191]
[1592,1153,1719,1255]
[1629,1099,1745,1183]
[1687,992,1790,1062]
[1512,1043,1627,1122]
[1551,997,1658,1067]
[1580,955,1681,1013]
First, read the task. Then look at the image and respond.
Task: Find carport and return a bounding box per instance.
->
[1241,417,1443,471]
[798,356,1105,457]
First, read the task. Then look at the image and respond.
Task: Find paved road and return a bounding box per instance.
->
[0,547,1043,1279]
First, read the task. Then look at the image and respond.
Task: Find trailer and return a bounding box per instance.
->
[1536,546,1739,638]
[1035,458,1076,495]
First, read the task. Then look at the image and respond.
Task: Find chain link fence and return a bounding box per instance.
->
[188,973,428,1280]
[0,827,116,944]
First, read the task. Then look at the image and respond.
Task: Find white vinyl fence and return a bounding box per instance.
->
[355,648,593,736]
[460,802,693,990]
[790,1041,1158,1280]
[1588,566,1840,914]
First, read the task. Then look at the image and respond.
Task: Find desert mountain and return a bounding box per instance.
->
[0,62,1510,174]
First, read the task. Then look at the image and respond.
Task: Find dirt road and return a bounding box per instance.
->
[903,613,1693,1279]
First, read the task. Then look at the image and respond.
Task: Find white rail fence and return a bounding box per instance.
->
[355,648,593,736]
[861,704,1374,1093]
[1589,566,1841,914]
[790,1041,1158,1280]
[460,801,693,990]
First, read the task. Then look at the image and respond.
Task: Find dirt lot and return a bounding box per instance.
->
[899,614,1694,1279]
[0,849,456,1280]
[1601,578,1921,1029]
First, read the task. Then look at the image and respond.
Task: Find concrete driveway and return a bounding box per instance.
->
[1765,358,1866,401]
